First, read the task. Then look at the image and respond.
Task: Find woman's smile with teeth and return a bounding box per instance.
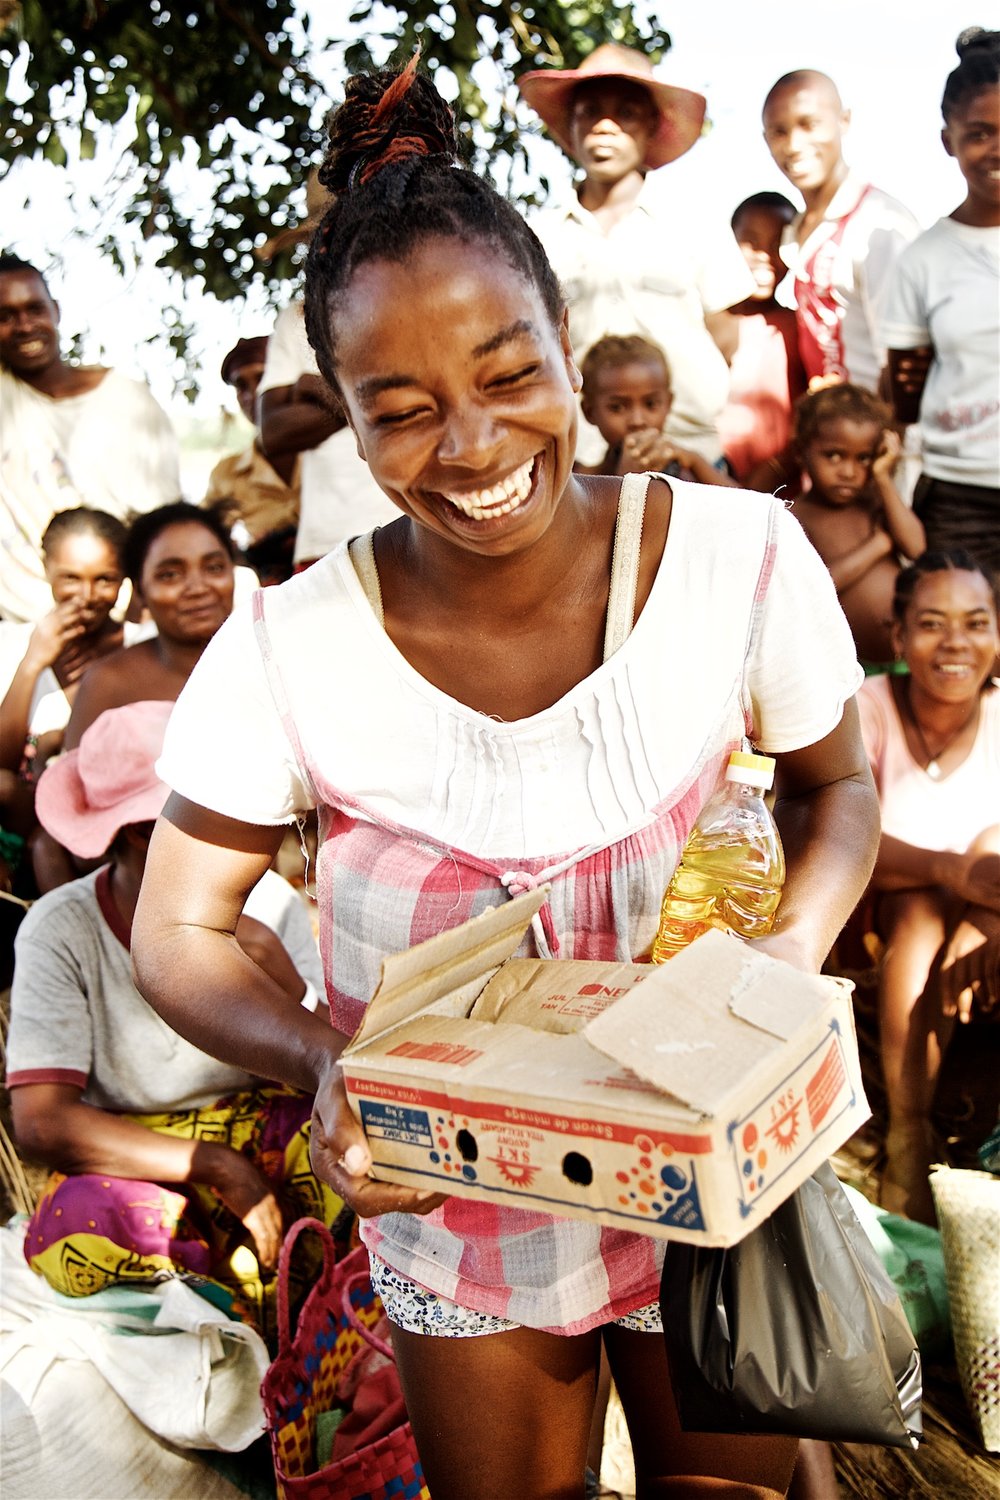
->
[440,456,535,520]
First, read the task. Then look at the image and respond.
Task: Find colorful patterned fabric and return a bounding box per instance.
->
[24,1087,344,1344]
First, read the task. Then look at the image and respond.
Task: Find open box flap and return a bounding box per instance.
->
[583,930,845,1116]
[344,885,550,1053]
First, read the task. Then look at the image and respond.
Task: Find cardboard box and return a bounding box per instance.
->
[340,888,869,1246]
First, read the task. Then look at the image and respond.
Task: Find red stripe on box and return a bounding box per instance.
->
[343,1071,714,1153]
[806,1041,846,1130]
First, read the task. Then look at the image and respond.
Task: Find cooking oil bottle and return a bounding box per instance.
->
[651,751,785,963]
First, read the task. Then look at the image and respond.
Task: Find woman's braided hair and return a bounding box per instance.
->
[892,549,999,625]
[304,54,563,390]
[941,27,1000,122]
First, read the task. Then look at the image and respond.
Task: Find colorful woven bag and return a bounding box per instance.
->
[262,1217,431,1499]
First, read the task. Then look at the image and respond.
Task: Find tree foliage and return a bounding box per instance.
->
[1,0,671,303]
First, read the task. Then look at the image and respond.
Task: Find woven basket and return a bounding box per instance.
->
[930,1167,1000,1453]
[261,1218,430,1500]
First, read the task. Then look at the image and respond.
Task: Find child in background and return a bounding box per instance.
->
[719,192,807,484]
[789,384,925,668]
[578,335,737,485]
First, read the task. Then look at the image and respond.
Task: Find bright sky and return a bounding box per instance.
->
[0,0,978,471]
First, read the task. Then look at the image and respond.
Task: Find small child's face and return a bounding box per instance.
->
[582,358,672,448]
[733,206,787,300]
[802,417,882,505]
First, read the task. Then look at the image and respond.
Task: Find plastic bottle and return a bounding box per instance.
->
[650,751,785,963]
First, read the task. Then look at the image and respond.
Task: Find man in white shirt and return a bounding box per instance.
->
[0,256,180,622]
[762,71,920,392]
[519,45,755,466]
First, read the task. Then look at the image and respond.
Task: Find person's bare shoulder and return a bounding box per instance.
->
[63,640,166,750]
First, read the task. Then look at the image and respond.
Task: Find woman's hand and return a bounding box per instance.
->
[208,1144,284,1270]
[886,347,932,425]
[309,1063,446,1219]
[25,601,87,670]
[938,849,1000,914]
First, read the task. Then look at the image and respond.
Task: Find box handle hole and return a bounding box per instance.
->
[456,1128,478,1162]
[561,1151,593,1186]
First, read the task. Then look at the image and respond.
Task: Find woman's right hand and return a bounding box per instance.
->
[25,601,87,670]
[309,1063,446,1218]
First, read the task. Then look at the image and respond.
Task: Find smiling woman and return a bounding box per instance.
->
[131,55,881,1500]
[857,551,1000,1224]
[62,501,236,753]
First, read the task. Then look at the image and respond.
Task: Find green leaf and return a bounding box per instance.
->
[1,0,671,390]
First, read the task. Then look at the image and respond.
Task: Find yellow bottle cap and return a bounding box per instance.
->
[725,751,776,788]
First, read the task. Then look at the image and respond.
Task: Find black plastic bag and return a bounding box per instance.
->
[660,1162,923,1447]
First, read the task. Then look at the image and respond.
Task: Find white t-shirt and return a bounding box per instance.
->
[533,174,755,464]
[258,303,398,563]
[159,483,862,857]
[880,217,1000,490]
[0,369,180,623]
[6,867,323,1113]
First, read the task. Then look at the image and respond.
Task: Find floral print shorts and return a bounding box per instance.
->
[368,1253,663,1338]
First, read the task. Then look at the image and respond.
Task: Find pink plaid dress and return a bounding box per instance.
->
[160,479,864,1333]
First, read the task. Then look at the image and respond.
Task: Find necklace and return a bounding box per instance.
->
[904,679,981,781]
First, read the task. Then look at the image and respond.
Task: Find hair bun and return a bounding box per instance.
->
[319,54,458,195]
[956,26,999,59]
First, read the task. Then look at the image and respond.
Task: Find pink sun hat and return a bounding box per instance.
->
[35,700,174,860]
[517,43,707,170]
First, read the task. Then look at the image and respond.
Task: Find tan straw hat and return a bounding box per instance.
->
[517,43,706,169]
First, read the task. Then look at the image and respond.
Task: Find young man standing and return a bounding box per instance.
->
[762,71,920,392]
